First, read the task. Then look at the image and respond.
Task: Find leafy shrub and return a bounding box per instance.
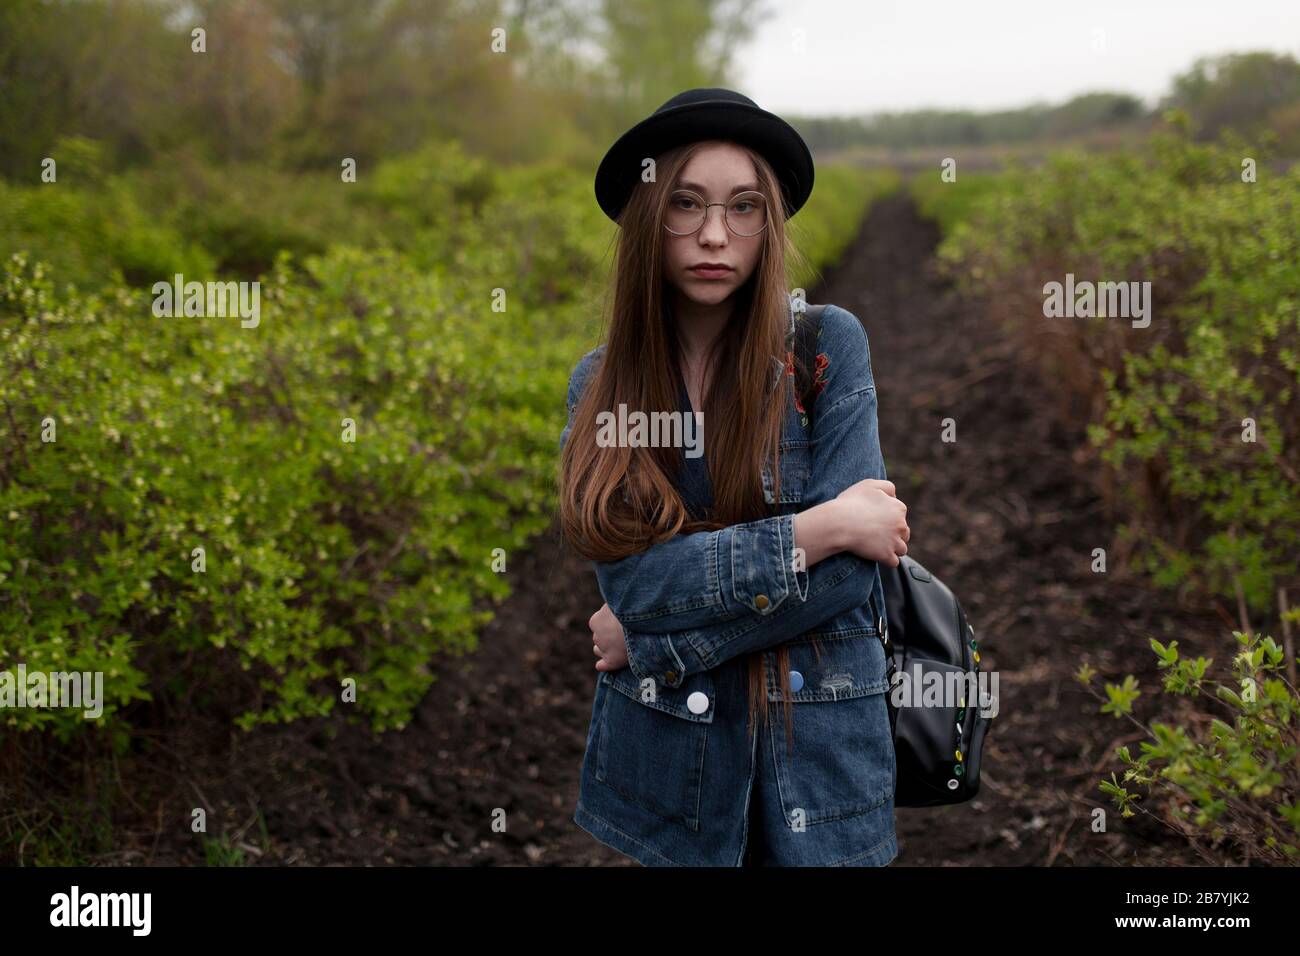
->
[0,146,871,746]
[908,168,1021,237]
[0,237,597,737]
[1083,629,1300,863]
[934,119,1299,621]
[0,177,214,294]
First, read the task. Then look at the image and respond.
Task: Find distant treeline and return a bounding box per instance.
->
[786,52,1300,154]
[795,93,1145,149]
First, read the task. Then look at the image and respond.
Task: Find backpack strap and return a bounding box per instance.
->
[792,303,826,426]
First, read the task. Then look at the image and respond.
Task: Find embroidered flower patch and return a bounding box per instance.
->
[784,349,830,415]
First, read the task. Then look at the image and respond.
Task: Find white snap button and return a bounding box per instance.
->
[687,691,709,714]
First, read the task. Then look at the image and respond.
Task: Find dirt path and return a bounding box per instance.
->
[828,193,1210,866]
[119,193,1214,867]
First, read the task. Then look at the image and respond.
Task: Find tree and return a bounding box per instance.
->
[1164,51,1300,142]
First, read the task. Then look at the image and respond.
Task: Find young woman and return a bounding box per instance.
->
[558,88,910,867]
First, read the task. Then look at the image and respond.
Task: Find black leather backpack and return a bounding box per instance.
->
[791,303,994,808]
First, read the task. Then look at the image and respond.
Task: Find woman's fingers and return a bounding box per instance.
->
[838,477,895,502]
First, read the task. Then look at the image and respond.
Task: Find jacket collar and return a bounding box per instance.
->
[767,291,797,394]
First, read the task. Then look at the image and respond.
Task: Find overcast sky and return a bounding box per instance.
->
[737,0,1299,116]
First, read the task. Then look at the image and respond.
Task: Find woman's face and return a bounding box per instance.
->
[662,141,766,309]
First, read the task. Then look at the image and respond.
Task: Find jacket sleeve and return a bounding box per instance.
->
[560,347,814,636]
[564,309,889,690]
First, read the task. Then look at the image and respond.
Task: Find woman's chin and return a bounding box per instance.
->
[678,280,737,304]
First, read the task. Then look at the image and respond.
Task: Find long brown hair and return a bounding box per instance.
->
[560,140,818,751]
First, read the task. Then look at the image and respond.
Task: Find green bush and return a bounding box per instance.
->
[0,178,215,295]
[935,120,1300,619]
[0,142,612,738]
[1084,628,1300,863]
[0,145,871,745]
[908,168,1023,237]
[0,240,600,736]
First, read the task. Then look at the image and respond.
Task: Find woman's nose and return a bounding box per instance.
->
[699,207,729,244]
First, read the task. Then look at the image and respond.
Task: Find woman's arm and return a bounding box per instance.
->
[566,307,905,688]
[617,373,903,687]
[560,346,858,635]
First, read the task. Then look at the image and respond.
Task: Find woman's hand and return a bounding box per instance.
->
[835,478,910,566]
[589,603,629,672]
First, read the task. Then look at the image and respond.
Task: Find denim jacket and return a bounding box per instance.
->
[560,296,894,866]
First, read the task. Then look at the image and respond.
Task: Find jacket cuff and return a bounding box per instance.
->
[623,627,691,689]
[727,513,796,615]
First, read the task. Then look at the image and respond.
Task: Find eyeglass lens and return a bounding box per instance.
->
[665,190,768,236]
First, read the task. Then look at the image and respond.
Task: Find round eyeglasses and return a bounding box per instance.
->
[663,189,769,237]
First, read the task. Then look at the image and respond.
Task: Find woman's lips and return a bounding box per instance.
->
[688,266,733,279]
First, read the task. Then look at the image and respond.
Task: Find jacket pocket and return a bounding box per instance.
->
[595,667,714,830]
[765,634,895,827]
[762,438,810,506]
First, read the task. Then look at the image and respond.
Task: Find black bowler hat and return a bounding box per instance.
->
[594,87,815,224]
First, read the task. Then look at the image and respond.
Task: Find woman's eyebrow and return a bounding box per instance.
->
[675,181,759,196]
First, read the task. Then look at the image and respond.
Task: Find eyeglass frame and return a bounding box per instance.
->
[661,188,770,238]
